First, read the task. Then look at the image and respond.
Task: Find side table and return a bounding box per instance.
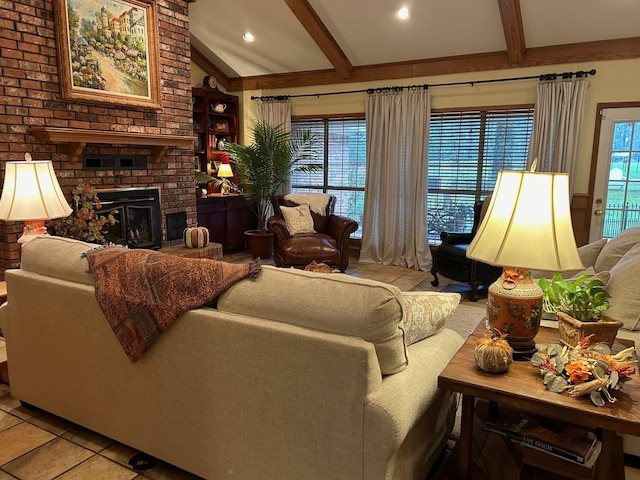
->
[438,321,640,479]
[159,243,223,260]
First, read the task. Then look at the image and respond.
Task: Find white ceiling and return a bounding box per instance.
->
[188,0,640,88]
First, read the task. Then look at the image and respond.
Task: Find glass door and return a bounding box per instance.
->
[589,107,640,241]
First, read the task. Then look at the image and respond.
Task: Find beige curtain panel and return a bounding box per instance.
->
[359,88,432,271]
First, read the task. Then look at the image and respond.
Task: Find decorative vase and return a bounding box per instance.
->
[486,268,543,359]
[556,311,623,348]
[244,230,273,259]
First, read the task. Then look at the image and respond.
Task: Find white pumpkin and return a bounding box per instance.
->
[183,225,209,248]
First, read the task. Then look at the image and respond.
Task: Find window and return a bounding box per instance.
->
[290,116,366,238]
[427,108,534,243]
[291,108,533,243]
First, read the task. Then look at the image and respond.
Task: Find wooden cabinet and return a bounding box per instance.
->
[192,86,239,175]
[196,194,256,252]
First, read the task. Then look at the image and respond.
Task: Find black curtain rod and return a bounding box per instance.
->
[251,68,596,102]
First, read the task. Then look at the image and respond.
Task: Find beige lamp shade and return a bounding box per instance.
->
[0,157,72,221]
[466,170,584,272]
[217,163,234,178]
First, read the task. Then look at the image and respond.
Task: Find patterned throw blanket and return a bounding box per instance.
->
[84,246,261,362]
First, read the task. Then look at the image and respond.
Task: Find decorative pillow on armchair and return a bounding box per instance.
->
[280,204,315,235]
[402,292,461,346]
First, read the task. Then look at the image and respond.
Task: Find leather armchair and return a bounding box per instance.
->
[430,197,502,301]
[267,195,358,272]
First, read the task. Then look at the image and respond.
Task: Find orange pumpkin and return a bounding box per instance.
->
[183,225,209,248]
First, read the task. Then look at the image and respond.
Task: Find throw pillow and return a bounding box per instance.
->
[402,292,461,346]
[594,227,640,273]
[280,204,315,235]
[605,243,640,330]
[531,238,607,279]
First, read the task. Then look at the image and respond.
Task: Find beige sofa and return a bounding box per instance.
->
[0,236,464,480]
[535,227,640,455]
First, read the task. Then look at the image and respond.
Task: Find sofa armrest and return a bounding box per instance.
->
[363,328,464,478]
[440,232,473,245]
[326,214,358,248]
[267,216,291,241]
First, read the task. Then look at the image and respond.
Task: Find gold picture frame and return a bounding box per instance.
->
[53,0,161,109]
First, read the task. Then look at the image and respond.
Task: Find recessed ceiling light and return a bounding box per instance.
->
[242,32,255,43]
[396,7,410,20]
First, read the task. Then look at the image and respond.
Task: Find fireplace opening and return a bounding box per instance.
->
[96,188,162,250]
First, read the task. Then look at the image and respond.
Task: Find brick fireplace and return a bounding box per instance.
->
[0,0,197,277]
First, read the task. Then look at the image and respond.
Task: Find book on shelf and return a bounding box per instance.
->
[483,405,599,465]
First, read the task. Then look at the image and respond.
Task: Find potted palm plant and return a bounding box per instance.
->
[539,273,621,347]
[223,120,319,258]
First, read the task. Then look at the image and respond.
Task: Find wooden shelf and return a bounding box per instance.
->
[30,127,196,163]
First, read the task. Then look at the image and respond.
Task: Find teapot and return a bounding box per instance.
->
[213,103,227,113]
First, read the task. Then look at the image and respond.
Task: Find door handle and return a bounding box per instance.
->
[594,209,603,216]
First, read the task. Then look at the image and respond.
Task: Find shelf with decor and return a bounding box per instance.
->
[191,86,239,178]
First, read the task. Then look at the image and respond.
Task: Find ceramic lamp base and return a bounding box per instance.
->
[486,267,543,361]
[18,220,49,244]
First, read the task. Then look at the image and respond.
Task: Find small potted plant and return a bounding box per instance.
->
[539,273,622,347]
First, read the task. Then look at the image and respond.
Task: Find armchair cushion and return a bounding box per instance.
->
[280,204,315,235]
[402,292,461,346]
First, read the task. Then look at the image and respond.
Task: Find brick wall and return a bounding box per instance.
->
[0,0,195,276]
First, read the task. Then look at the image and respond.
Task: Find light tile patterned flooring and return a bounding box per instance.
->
[0,253,638,479]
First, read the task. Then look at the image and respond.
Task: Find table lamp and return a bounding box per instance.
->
[466,163,584,359]
[217,153,234,195]
[0,153,72,244]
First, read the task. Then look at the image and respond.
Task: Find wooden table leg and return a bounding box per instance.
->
[458,394,475,479]
[594,429,625,480]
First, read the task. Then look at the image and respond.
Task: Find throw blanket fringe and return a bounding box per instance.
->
[284,193,331,216]
[84,247,261,362]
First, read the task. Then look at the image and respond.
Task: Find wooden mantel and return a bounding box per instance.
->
[30,127,196,163]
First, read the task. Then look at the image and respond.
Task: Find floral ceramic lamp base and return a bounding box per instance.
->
[486,267,543,361]
[19,219,49,244]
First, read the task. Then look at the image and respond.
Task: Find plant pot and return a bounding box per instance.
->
[244,230,273,259]
[556,311,623,348]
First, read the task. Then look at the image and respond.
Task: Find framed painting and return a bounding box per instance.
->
[53,0,161,109]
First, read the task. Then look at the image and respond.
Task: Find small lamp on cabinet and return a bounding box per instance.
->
[217,153,235,195]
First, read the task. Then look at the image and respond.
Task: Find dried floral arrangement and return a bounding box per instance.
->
[531,335,636,406]
[47,179,117,244]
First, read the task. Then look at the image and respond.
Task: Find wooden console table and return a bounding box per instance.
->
[437,322,640,479]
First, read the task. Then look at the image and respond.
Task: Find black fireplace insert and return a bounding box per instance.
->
[95,188,162,250]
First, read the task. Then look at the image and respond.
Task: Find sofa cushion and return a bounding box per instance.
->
[594,227,640,273]
[402,292,460,345]
[280,204,315,235]
[19,236,95,286]
[217,265,408,374]
[606,243,640,331]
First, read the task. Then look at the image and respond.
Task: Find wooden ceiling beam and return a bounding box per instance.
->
[228,37,640,91]
[284,0,353,79]
[497,0,526,65]
[190,46,232,90]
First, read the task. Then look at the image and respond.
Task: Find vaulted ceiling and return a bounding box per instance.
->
[188,0,640,92]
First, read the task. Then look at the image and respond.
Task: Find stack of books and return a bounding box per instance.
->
[483,405,600,465]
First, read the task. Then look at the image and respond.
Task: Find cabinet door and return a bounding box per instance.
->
[196,199,225,245]
[224,197,251,250]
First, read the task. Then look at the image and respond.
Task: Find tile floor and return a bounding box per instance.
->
[0,253,637,479]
